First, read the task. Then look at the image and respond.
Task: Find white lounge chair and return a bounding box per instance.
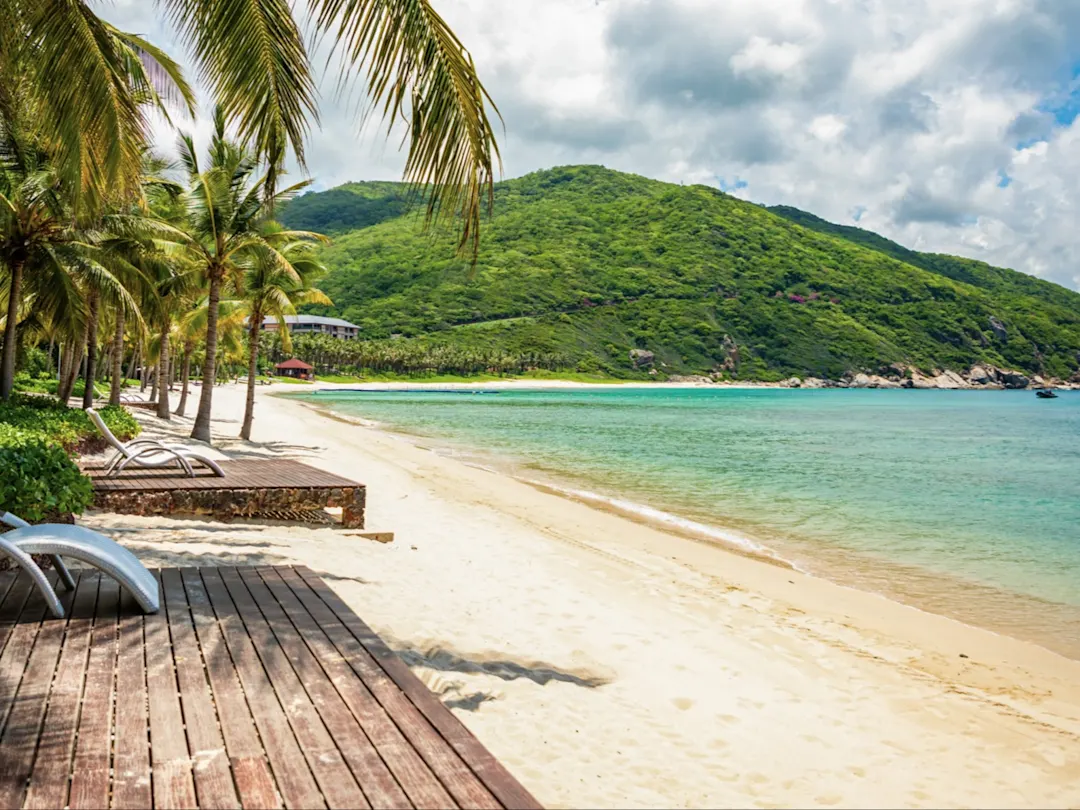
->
[86,407,225,478]
[0,512,160,618]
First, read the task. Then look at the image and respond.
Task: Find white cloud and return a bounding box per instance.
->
[808,114,847,141]
[730,37,805,77]
[99,0,1080,290]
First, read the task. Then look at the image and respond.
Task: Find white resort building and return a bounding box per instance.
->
[259,315,360,340]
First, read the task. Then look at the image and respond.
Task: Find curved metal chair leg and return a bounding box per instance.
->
[51,556,76,591]
[0,539,65,618]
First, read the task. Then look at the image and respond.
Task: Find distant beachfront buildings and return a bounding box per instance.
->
[259,315,360,340]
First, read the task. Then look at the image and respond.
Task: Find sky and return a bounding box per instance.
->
[101,0,1080,290]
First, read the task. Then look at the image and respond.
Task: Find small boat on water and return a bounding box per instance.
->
[1036,389,1058,399]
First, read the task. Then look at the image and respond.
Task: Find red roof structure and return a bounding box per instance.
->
[275,358,314,370]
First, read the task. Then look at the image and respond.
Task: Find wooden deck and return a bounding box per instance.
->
[85,459,366,528]
[0,565,541,809]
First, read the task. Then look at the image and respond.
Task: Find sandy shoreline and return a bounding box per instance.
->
[80,382,1080,808]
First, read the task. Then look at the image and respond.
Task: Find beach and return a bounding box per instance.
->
[81,382,1080,809]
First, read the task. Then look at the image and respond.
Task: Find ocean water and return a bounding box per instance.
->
[298,387,1080,656]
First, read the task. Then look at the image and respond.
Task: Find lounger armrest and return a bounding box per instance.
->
[1,512,31,529]
[126,438,170,450]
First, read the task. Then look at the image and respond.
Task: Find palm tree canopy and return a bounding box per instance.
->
[2,0,500,255]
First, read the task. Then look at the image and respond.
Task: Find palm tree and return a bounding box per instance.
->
[173,117,321,442]
[2,0,500,256]
[238,233,330,439]
[0,150,150,402]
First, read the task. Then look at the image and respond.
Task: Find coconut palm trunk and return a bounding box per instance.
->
[240,311,262,440]
[0,260,24,400]
[125,343,138,386]
[57,341,73,398]
[175,344,192,417]
[191,270,223,443]
[156,321,171,419]
[109,309,125,405]
[81,291,100,409]
[58,329,85,405]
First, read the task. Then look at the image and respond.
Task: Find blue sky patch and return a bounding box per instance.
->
[716,176,749,193]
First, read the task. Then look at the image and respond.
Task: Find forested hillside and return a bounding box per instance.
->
[281,166,1080,380]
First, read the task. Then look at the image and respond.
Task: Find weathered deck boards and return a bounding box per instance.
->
[0,565,541,810]
[84,459,366,528]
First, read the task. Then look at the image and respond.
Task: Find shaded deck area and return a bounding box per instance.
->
[85,459,366,528]
[0,565,540,809]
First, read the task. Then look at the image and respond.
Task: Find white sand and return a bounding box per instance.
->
[81,382,1080,809]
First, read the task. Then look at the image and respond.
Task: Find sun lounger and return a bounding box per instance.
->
[86,407,225,477]
[0,512,160,618]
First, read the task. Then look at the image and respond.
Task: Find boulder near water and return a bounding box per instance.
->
[999,370,1030,389]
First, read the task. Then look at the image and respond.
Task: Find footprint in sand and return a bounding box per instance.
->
[672,697,694,710]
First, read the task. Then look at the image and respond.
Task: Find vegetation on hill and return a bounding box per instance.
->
[280,182,413,234]
[285,166,1080,381]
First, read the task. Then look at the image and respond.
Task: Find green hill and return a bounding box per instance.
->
[280,165,1080,381]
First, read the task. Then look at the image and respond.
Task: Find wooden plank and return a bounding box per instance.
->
[23,573,100,809]
[278,568,502,810]
[257,567,456,810]
[295,567,542,810]
[214,567,369,809]
[112,588,152,809]
[0,571,36,664]
[145,570,199,809]
[69,577,120,810]
[196,568,327,810]
[0,573,68,810]
[159,569,240,809]
[86,459,362,493]
[179,569,282,810]
[237,567,415,810]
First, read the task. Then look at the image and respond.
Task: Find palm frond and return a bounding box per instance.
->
[21,0,150,206]
[161,0,319,197]
[312,0,502,260]
[105,25,197,121]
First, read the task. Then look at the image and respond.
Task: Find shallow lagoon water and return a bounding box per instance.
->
[300,387,1080,656]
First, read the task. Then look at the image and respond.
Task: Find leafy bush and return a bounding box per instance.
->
[0,396,140,520]
[19,346,53,378]
[0,426,93,521]
[0,394,139,451]
[14,375,107,398]
[96,405,140,442]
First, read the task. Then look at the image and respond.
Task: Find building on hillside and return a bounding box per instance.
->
[259,315,360,340]
[274,358,314,380]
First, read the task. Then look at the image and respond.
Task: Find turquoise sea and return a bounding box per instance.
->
[299,387,1080,657]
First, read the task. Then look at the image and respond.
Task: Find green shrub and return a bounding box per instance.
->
[0,425,93,520]
[96,405,140,442]
[0,396,139,520]
[0,394,139,449]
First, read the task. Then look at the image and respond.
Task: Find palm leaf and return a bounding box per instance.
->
[312,0,502,260]
[160,0,319,197]
[105,25,197,121]
[21,0,149,206]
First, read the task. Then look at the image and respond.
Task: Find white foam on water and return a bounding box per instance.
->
[522,477,795,564]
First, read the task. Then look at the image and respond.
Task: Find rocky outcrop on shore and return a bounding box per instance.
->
[763,363,1079,390]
